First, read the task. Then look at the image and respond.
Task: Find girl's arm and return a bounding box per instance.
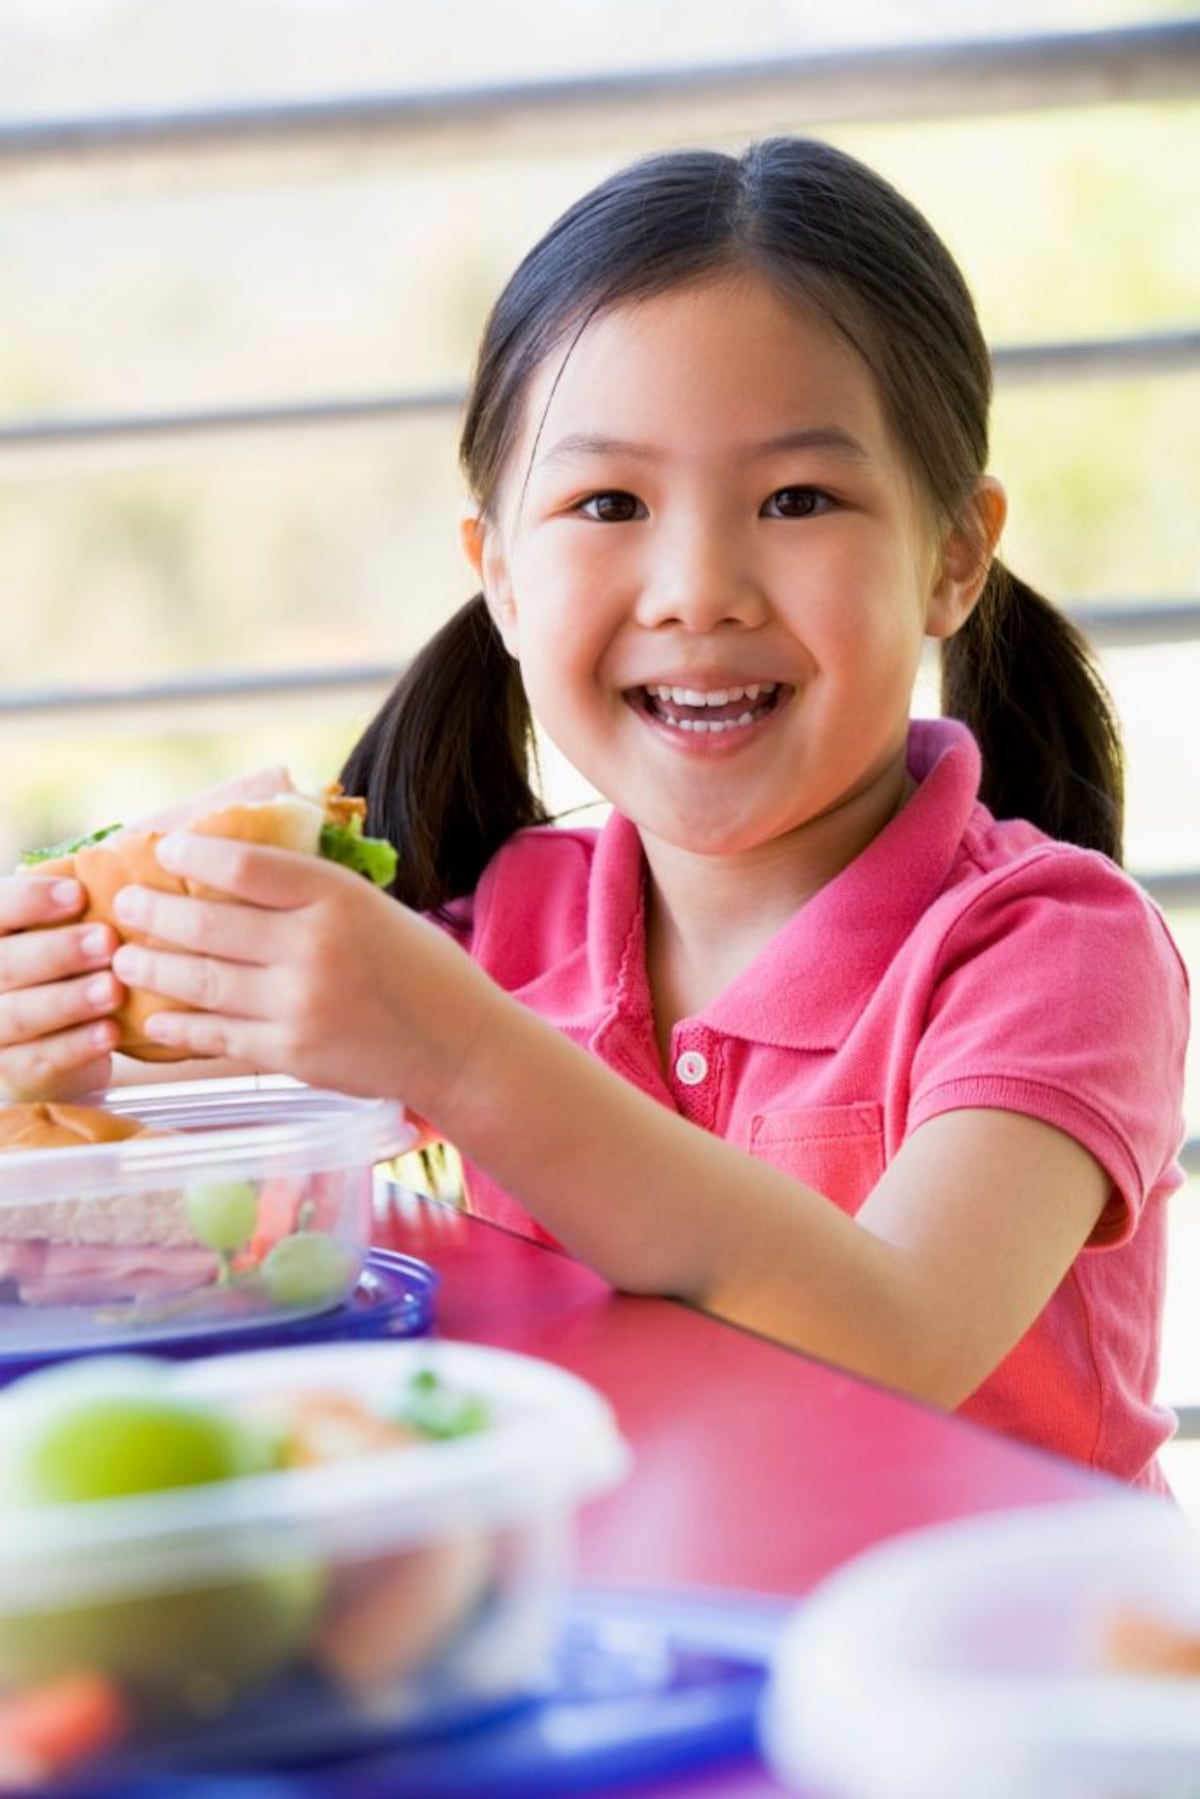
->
[442,988,1108,1407]
[106,833,1110,1409]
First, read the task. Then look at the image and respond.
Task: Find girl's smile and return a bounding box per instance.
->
[628,678,789,744]
[465,270,986,873]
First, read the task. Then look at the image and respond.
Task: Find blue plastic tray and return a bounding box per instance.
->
[44,1587,788,1798]
[0,1249,438,1377]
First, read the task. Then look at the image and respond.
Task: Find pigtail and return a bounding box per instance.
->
[339,593,548,913]
[940,562,1124,863]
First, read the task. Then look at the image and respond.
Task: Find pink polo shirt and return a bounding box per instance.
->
[444,719,1190,1488]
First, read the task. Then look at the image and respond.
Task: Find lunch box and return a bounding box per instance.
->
[0,1339,630,1776]
[0,1078,409,1358]
[761,1495,1200,1799]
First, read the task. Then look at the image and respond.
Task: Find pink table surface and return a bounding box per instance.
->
[375,1190,1116,1798]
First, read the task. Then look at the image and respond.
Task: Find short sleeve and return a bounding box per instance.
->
[907,848,1190,1245]
[425,825,598,993]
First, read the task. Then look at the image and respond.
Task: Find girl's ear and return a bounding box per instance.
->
[459,507,520,655]
[924,476,1008,640]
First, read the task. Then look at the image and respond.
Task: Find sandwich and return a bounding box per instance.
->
[19,783,398,1063]
[0,1102,215,1307]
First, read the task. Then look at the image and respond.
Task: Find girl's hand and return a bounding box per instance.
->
[0,877,122,1102]
[130,763,293,833]
[107,833,493,1116]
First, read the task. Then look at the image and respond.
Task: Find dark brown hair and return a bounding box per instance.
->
[344,137,1123,909]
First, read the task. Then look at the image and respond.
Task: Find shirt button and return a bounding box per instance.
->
[675,1049,709,1086]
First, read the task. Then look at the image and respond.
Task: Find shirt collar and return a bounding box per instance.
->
[585,718,983,1051]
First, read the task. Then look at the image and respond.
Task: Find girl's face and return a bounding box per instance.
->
[465,272,998,862]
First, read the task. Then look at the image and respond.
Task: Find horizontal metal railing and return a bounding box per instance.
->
[7,607,1200,724]
[0,22,1196,193]
[4,580,1200,718]
[0,331,1197,462]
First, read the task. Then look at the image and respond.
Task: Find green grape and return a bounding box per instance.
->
[1,1356,277,1506]
[259,1231,356,1310]
[185,1178,260,1254]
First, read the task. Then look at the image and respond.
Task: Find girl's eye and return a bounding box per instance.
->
[763,486,831,519]
[578,491,644,523]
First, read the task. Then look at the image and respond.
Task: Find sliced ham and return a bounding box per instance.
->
[6,1242,219,1307]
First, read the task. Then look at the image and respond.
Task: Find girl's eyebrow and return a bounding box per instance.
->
[759,427,872,462]
[538,426,872,465]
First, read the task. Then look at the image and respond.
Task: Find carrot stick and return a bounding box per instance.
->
[0,1672,129,1785]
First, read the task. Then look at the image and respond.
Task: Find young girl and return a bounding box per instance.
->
[0,138,1189,1491]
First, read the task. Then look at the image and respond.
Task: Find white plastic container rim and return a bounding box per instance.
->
[0,1340,631,1609]
[0,1076,412,1203]
[761,1496,1200,1799]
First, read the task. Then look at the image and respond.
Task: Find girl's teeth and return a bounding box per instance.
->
[641,681,779,735]
[648,683,771,706]
[665,711,758,733]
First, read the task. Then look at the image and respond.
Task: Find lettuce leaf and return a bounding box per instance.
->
[318,818,398,888]
[384,1370,490,1440]
[21,823,123,866]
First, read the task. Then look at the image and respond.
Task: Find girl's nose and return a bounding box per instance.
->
[633,517,769,633]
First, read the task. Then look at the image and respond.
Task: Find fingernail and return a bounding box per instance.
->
[81,926,111,959]
[85,973,114,1007]
[112,887,144,924]
[112,945,147,982]
[156,834,187,870]
[50,880,82,909]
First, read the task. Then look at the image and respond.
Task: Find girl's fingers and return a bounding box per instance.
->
[0,878,121,1104]
[0,876,86,933]
[111,941,267,1022]
[138,1007,261,1065]
[0,921,117,997]
[111,885,280,967]
[153,832,337,911]
[0,1022,119,1104]
[0,967,123,1049]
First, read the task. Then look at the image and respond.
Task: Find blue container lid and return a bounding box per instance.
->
[0,1249,438,1379]
[45,1587,788,1799]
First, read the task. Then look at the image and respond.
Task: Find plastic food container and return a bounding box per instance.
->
[761,1496,1200,1799]
[0,1339,630,1780]
[0,1078,409,1357]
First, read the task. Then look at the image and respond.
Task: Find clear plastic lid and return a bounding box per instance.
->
[0,1077,412,1206]
[762,1497,1200,1799]
[0,1340,632,1609]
